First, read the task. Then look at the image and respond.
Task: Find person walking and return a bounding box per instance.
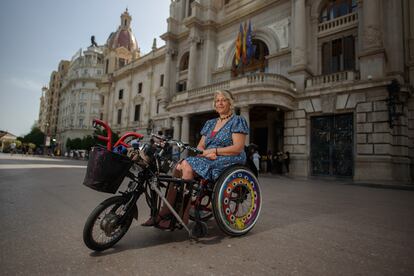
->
[252,150,261,173]
[266,150,272,173]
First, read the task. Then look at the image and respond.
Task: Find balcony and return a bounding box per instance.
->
[171,73,296,107]
[318,12,358,37]
[305,71,360,89]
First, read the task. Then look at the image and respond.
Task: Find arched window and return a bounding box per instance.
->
[232,39,269,77]
[179,52,189,71]
[320,0,357,23]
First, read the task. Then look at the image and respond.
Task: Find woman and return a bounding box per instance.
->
[142,89,249,229]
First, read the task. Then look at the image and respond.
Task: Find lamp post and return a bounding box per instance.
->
[146,119,153,136]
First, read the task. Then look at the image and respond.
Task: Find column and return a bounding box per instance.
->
[409,0,414,86]
[288,0,309,91]
[359,0,385,79]
[292,0,307,68]
[181,114,190,144]
[240,106,250,145]
[187,30,199,89]
[161,46,173,106]
[383,0,404,78]
[203,30,215,86]
[173,116,182,140]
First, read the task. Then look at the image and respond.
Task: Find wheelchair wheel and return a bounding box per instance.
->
[212,165,262,236]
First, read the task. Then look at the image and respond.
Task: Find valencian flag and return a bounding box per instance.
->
[234,23,243,66]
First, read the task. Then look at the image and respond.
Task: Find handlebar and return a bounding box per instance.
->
[151,133,203,155]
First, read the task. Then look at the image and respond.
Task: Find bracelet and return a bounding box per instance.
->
[216,148,218,156]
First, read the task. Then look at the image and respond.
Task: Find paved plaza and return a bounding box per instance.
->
[0,153,413,275]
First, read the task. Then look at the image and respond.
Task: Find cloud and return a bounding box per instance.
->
[6,77,43,92]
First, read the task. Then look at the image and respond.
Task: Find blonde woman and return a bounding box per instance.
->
[143,89,249,229]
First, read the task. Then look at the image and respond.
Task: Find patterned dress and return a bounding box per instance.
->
[186,115,249,181]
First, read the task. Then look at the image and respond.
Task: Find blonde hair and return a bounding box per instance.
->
[213,89,235,111]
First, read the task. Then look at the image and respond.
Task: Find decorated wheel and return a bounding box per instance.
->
[212,165,262,236]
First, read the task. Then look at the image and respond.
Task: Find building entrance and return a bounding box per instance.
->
[310,113,354,177]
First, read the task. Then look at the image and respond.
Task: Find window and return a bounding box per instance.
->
[188,0,195,17]
[117,109,122,124]
[156,100,160,114]
[79,118,84,127]
[100,113,103,120]
[160,74,164,87]
[138,82,143,94]
[321,35,355,74]
[119,58,126,68]
[134,105,141,121]
[105,59,109,73]
[320,0,357,23]
[79,104,85,113]
[82,81,86,87]
[179,52,189,71]
[176,81,187,92]
[118,89,124,100]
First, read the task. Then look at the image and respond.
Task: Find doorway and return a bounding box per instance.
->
[310,113,354,177]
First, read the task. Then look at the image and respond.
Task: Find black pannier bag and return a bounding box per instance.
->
[83,146,132,194]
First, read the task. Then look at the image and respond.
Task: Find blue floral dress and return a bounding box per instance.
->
[186,115,249,181]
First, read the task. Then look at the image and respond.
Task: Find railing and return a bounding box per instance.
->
[318,12,358,34]
[173,73,295,101]
[306,71,360,88]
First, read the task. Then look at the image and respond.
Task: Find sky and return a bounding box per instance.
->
[0,0,170,137]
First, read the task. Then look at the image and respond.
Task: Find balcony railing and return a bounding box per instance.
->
[173,73,295,101]
[318,12,358,36]
[306,70,360,88]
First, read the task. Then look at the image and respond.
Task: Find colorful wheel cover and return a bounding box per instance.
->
[217,169,261,234]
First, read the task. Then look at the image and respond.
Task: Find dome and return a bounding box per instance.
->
[107,29,138,51]
[106,9,139,52]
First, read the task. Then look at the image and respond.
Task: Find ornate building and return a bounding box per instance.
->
[56,46,104,150]
[45,1,414,183]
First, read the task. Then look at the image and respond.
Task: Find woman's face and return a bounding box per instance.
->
[215,94,231,115]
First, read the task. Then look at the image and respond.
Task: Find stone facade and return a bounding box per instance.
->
[43,1,414,183]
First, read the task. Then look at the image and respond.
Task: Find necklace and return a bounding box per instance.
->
[219,113,232,122]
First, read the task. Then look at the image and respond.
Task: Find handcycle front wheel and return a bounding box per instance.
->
[83,196,137,251]
[212,165,262,236]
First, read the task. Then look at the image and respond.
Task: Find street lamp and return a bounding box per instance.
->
[146,119,153,135]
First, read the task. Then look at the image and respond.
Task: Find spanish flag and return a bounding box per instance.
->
[242,21,247,64]
[235,24,243,66]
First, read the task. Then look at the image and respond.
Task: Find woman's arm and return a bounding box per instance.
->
[202,133,246,157]
[197,136,206,151]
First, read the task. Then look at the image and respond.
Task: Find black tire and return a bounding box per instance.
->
[212,165,262,236]
[83,196,136,251]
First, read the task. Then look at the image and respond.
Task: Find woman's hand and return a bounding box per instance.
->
[201,148,217,160]
[204,152,217,160]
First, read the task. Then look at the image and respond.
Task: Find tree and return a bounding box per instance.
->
[22,127,45,148]
[81,135,95,151]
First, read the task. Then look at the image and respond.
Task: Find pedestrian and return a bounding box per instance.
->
[10,142,16,155]
[266,150,272,173]
[283,151,290,174]
[252,150,261,173]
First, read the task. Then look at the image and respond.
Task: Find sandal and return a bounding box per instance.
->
[155,217,173,230]
[141,213,172,227]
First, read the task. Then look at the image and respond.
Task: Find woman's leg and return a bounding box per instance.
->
[149,160,194,228]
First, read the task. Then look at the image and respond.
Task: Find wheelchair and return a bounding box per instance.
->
[82,119,262,251]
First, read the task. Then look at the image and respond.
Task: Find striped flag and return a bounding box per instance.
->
[235,24,243,66]
[242,21,247,64]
